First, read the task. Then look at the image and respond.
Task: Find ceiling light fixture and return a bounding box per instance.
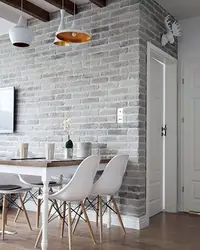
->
[56,0,91,43]
[9,0,33,47]
[54,1,70,46]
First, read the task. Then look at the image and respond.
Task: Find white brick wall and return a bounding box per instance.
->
[0,0,177,217]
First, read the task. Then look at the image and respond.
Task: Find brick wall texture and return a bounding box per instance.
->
[0,0,177,217]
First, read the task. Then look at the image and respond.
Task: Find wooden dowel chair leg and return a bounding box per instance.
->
[112,197,126,235]
[99,196,103,243]
[61,201,66,238]
[81,202,96,244]
[4,198,8,226]
[34,227,42,249]
[36,188,41,228]
[14,191,28,223]
[34,202,54,248]
[19,194,32,231]
[68,203,72,250]
[2,195,6,240]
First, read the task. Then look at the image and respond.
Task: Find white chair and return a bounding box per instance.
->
[34,155,101,250]
[73,155,129,242]
[0,184,32,240]
[15,175,61,228]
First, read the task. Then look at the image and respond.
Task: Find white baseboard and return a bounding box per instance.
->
[22,201,149,230]
[87,210,149,230]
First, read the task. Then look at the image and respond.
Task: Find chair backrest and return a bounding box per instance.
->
[51,155,101,201]
[18,175,41,187]
[91,155,129,196]
[0,174,23,186]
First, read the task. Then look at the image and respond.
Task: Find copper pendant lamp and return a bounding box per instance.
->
[54,39,69,46]
[56,0,91,43]
[54,9,70,46]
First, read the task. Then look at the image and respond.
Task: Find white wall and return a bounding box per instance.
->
[179,16,200,59]
[0,18,14,35]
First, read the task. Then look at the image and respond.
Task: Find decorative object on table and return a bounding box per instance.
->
[9,0,33,47]
[45,143,55,160]
[76,142,92,158]
[54,0,70,47]
[161,15,182,46]
[0,87,15,134]
[65,136,73,159]
[56,0,91,44]
[19,143,28,159]
[63,118,73,159]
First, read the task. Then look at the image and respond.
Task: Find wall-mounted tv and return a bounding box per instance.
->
[0,87,15,134]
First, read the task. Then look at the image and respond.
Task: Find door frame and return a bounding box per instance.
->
[146,42,178,220]
[179,60,184,212]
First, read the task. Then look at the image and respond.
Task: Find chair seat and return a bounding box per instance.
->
[0,185,21,190]
[0,186,31,194]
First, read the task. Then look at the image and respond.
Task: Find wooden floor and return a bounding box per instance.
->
[0,211,200,250]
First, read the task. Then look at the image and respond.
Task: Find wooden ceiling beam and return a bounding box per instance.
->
[0,0,50,22]
[44,0,77,15]
[89,0,106,7]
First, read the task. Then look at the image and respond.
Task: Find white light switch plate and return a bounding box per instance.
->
[117,108,123,123]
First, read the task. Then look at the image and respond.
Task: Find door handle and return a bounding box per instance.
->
[161,125,167,137]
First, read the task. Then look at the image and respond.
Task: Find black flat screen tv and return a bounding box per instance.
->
[0,87,15,134]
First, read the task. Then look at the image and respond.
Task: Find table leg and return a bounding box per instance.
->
[107,195,112,229]
[41,176,50,250]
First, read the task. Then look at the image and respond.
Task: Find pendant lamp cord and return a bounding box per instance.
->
[21,0,23,12]
[74,0,75,17]
[62,0,64,9]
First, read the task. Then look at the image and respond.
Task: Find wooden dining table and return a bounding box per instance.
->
[0,158,110,250]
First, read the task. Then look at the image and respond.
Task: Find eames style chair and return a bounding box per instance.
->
[0,184,32,240]
[73,155,129,242]
[34,155,101,250]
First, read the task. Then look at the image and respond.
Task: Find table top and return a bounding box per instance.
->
[0,158,111,168]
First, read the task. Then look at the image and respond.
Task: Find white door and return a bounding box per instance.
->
[183,60,200,212]
[148,56,164,217]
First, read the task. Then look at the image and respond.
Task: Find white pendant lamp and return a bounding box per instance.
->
[56,0,91,44]
[54,9,70,46]
[9,0,33,47]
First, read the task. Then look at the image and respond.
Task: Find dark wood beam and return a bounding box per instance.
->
[44,0,77,15]
[0,0,50,22]
[89,0,106,7]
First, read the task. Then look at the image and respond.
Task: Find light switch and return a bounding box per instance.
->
[117,108,123,123]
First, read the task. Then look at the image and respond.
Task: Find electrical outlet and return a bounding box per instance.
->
[117,108,123,123]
